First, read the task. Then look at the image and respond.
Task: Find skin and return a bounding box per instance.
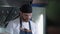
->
[20,11,32,32]
[20,12,32,22]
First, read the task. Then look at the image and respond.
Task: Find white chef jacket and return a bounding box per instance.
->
[6,17,38,34]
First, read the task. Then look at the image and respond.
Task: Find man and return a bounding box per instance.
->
[6,4,37,34]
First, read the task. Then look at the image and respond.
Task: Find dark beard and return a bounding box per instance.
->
[21,17,29,22]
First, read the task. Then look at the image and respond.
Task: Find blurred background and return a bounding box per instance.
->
[0,0,47,34]
[0,0,47,7]
[46,0,60,34]
[0,0,47,27]
[0,0,60,34]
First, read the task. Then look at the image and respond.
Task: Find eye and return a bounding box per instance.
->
[25,15,28,16]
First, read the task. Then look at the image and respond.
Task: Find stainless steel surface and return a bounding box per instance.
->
[0,0,47,7]
[0,7,20,27]
[0,7,45,34]
[0,28,9,34]
[32,7,45,34]
[0,0,33,7]
[32,7,45,22]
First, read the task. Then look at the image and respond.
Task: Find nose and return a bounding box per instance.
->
[26,15,31,19]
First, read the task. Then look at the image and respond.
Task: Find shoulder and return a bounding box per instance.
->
[7,17,20,27]
[7,17,20,28]
[8,17,20,23]
[30,20,36,26]
[30,20,35,23]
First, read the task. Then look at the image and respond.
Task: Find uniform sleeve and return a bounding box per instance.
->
[31,21,38,34]
[6,21,13,34]
[34,23,38,34]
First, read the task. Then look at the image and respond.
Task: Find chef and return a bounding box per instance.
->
[6,4,37,34]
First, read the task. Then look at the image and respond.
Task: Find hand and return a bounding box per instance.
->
[24,28,32,32]
[20,27,27,31]
[20,27,32,32]
[20,27,25,31]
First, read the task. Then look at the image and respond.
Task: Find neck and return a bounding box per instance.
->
[20,17,29,22]
[22,19,28,22]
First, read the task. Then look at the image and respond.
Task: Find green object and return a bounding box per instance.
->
[46,1,60,22]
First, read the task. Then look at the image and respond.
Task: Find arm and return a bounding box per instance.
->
[35,23,38,34]
[6,21,13,34]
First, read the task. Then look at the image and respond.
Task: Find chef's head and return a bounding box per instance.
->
[20,4,32,22]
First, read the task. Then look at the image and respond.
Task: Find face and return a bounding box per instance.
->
[21,12,32,22]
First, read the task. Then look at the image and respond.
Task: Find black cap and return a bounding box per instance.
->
[20,4,32,13]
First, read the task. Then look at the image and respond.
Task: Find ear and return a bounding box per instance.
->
[20,11,22,14]
[20,11,22,16]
